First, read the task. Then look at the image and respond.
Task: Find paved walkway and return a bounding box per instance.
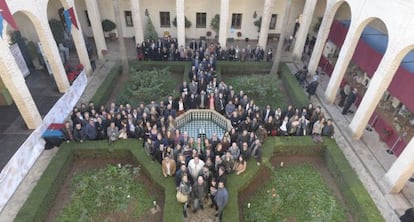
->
[0,38,411,221]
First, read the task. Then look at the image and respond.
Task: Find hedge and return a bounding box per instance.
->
[279,62,310,107]
[15,137,383,222]
[90,64,121,107]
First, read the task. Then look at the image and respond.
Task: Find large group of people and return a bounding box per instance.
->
[136,37,273,62]
[61,52,336,220]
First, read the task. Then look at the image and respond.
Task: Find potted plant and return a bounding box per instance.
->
[101,19,117,40]
[210,14,220,39]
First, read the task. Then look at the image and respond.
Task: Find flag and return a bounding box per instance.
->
[68,7,78,30]
[63,9,71,32]
[0,13,3,37]
[0,0,18,30]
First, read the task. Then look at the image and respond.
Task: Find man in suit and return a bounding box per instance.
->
[262,105,274,123]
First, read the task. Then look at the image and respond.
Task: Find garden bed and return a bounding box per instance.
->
[238,155,354,221]
[45,155,164,222]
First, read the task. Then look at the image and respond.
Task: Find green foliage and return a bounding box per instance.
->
[15,148,73,222]
[144,16,158,40]
[117,67,174,105]
[224,74,286,109]
[210,14,220,34]
[244,164,346,221]
[90,64,121,107]
[254,16,262,32]
[101,19,117,33]
[49,19,65,44]
[279,63,310,107]
[16,138,383,222]
[56,164,153,221]
[324,139,385,222]
[172,16,192,28]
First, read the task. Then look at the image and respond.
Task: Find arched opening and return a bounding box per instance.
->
[366,45,414,157]
[0,10,63,171]
[47,0,87,71]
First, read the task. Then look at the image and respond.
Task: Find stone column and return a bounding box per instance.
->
[131,0,144,45]
[270,0,291,76]
[70,4,93,76]
[37,19,70,93]
[219,0,230,48]
[292,0,317,60]
[384,138,414,193]
[0,40,42,129]
[324,22,361,103]
[307,7,336,75]
[258,0,274,49]
[85,0,107,59]
[349,48,400,139]
[176,0,185,47]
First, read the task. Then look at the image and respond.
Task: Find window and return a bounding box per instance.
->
[196,12,207,28]
[231,13,242,29]
[269,14,277,30]
[84,11,91,27]
[124,11,133,27]
[160,12,171,27]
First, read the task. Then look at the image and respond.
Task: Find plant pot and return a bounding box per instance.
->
[109,32,117,40]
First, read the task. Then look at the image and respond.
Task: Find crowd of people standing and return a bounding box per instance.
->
[60,42,336,220]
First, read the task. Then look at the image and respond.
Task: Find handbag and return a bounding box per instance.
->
[176,191,188,203]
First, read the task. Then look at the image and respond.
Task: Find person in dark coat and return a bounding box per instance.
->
[306,79,319,99]
[342,88,358,115]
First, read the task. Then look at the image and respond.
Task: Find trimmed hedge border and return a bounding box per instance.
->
[279,62,310,107]
[90,64,121,107]
[16,137,383,222]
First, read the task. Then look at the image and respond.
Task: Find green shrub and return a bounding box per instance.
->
[279,63,309,107]
[56,164,153,221]
[244,164,346,221]
[90,64,121,107]
[101,19,116,33]
[144,15,158,40]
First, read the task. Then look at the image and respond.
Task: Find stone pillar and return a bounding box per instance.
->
[219,0,230,48]
[307,8,336,75]
[37,19,70,93]
[270,0,291,76]
[85,0,107,59]
[292,0,317,60]
[70,5,93,76]
[349,49,400,139]
[176,0,185,47]
[258,0,274,49]
[113,0,129,75]
[131,0,144,45]
[324,22,361,103]
[0,40,42,129]
[384,138,414,193]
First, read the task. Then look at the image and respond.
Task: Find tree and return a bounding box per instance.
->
[254,16,262,32]
[145,14,158,40]
[210,14,220,35]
